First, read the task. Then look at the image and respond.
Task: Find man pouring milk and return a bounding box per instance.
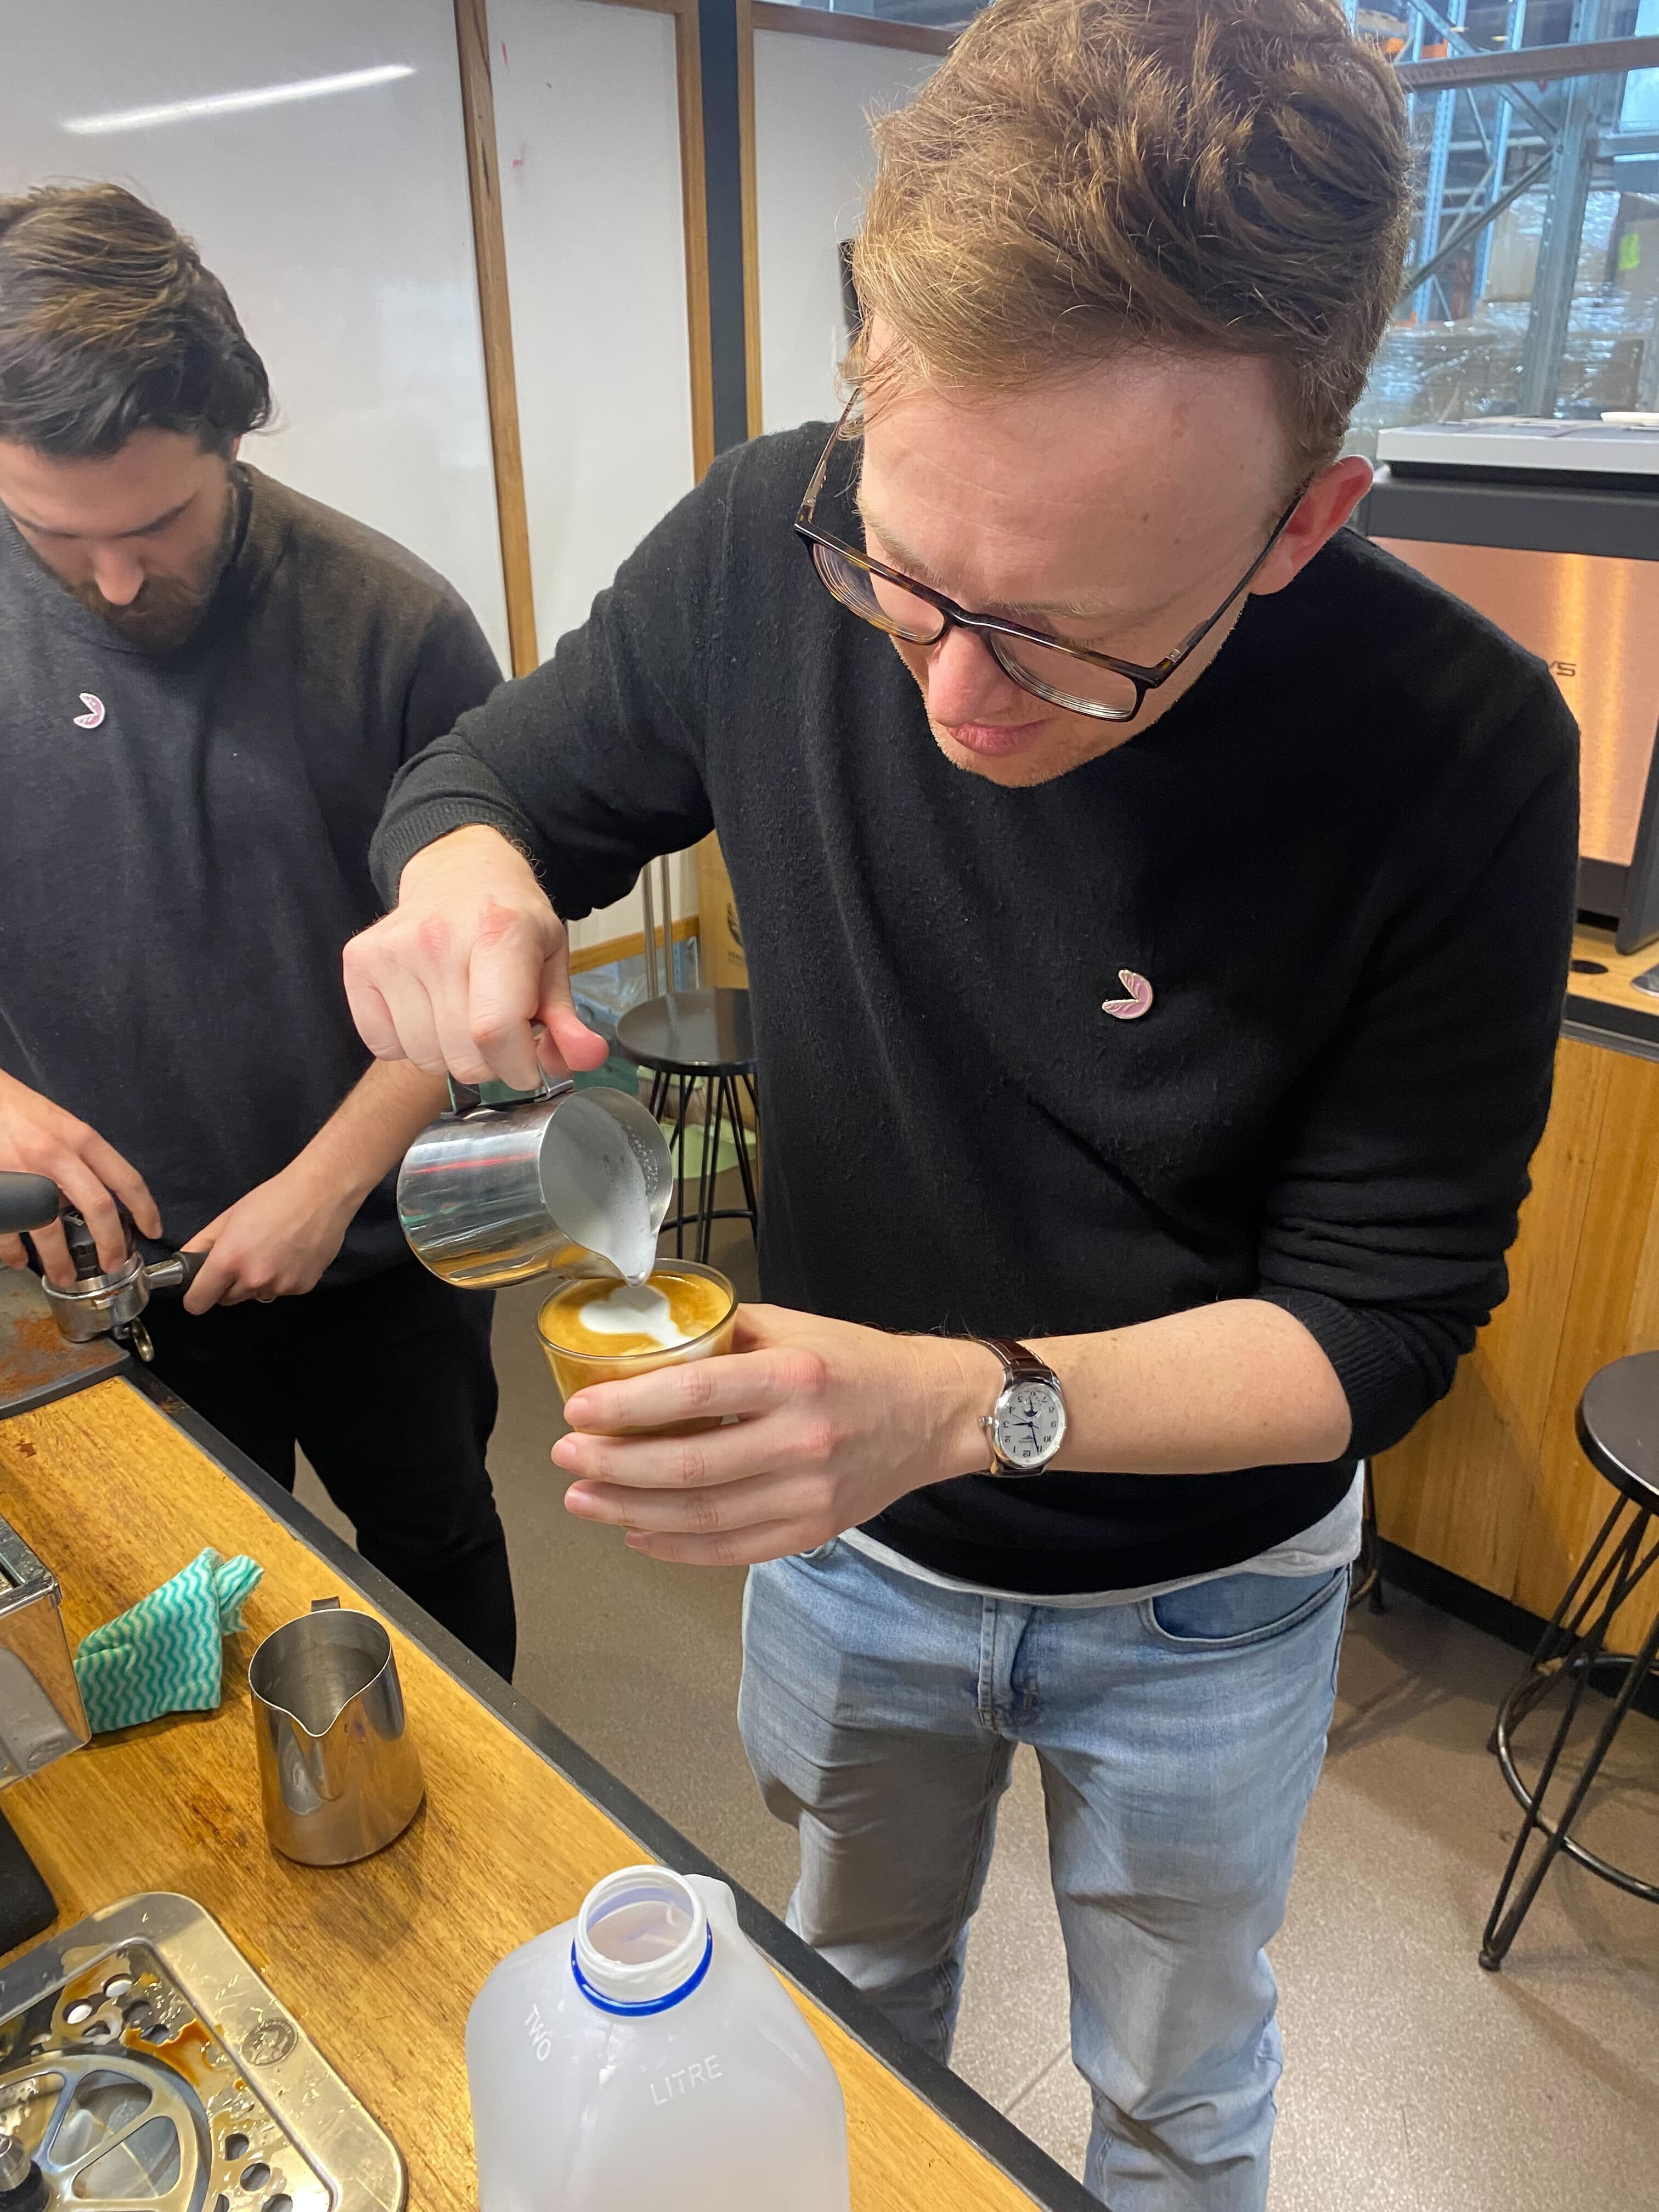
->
[346,1,1577,2203]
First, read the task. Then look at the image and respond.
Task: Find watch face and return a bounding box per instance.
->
[994,1380,1065,1471]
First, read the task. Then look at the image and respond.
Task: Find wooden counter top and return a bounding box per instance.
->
[1564,923,1659,1050]
[0,1375,1083,2212]
[1376,990,1659,1647]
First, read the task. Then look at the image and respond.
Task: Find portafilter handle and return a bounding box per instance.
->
[144,1249,207,1295]
[16,1186,205,1295]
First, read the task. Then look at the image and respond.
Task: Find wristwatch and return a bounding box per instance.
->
[976,1338,1068,1479]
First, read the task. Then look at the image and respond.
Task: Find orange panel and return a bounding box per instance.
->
[1375,538,1659,868]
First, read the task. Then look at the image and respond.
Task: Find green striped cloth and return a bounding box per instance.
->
[74,1548,263,1736]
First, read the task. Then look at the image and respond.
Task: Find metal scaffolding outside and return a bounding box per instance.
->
[1358,3,1659,430]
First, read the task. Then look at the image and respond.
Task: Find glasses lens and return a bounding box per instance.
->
[812,543,943,644]
[990,635,1142,720]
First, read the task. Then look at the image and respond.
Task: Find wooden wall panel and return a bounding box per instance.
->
[735,0,764,436]
[670,0,718,479]
[1375,1032,1659,1648]
[1374,1036,1610,1590]
[1513,1046,1659,1640]
[455,0,539,675]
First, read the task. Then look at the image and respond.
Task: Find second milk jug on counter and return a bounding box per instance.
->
[466,1863,851,2212]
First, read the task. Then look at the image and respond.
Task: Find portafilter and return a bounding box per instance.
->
[0,1171,204,1364]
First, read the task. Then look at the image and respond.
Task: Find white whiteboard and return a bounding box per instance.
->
[752,27,940,433]
[490,0,701,957]
[0,0,511,667]
[490,0,696,647]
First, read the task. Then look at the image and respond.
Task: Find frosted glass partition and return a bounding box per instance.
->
[752,27,939,433]
[0,1,511,666]
[489,0,701,959]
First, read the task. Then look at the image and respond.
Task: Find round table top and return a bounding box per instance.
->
[1578,1349,1659,1508]
[615,988,755,1076]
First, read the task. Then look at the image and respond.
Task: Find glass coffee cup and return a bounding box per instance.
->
[537,1258,737,1431]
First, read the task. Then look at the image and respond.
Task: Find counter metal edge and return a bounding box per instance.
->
[1563,994,1659,1059]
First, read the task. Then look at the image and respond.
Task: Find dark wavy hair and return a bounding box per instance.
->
[0,182,271,457]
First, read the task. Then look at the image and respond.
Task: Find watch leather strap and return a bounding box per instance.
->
[980,1336,1058,1388]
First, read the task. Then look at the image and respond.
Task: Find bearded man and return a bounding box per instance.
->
[0,183,517,1677]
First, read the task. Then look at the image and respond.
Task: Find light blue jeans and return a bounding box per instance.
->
[738,1539,1348,2212]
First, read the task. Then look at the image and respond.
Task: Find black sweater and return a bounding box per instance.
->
[371,424,1579,1594]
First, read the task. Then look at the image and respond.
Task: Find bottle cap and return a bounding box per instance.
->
[572,1866,712,2013]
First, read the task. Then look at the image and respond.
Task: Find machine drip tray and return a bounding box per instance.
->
[0,1895,404,2212]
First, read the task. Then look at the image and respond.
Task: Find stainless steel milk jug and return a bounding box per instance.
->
[397,1069,673,1290]
[248,1599,424,1866]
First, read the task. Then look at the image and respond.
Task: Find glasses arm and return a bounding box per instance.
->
[795,398,861,532]
[1156,489,1307,673]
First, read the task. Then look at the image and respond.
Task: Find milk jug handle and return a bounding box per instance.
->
[444,1026,575,1116]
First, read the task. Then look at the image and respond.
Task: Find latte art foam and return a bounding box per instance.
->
[539,1266,732,1359]
[573,1282,691,1349]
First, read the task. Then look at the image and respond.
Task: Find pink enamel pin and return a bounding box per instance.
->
[72,692,105,729]
[1101,969,1154,1021]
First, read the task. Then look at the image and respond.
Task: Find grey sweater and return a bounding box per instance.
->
[1,464,501,1281]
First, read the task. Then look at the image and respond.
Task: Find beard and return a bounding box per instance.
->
[53,475,240,651]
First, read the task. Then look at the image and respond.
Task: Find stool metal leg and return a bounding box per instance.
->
[696,1074,725,1264]
[1481,1502,1659,1967]
[663,1072,695,1258]
[641,1065,761,1262]
[1491,1494,1638,1748]
[725,1074,759,1232]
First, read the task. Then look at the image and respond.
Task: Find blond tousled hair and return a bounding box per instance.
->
[850,0,1410,482]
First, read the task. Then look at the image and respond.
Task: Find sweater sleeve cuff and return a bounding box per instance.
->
[368,799,540,909]
[1256,1286,1448,1459]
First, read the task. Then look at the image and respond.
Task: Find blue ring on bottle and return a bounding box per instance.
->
[571,1926,714,2016]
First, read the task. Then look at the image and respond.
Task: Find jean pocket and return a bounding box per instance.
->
[1144,1566,1346,1649]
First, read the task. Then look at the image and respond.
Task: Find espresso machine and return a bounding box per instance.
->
[1356,419,1659,953]
[0,1175,201,1365]
[0,1511,89,1954]
[0,1178,99,1952]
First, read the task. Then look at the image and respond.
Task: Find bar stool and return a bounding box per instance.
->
[1480,1349,1659,1969]
[616,988,759,1263]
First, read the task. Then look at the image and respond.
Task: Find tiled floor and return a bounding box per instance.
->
[298,1207,1659,2208]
